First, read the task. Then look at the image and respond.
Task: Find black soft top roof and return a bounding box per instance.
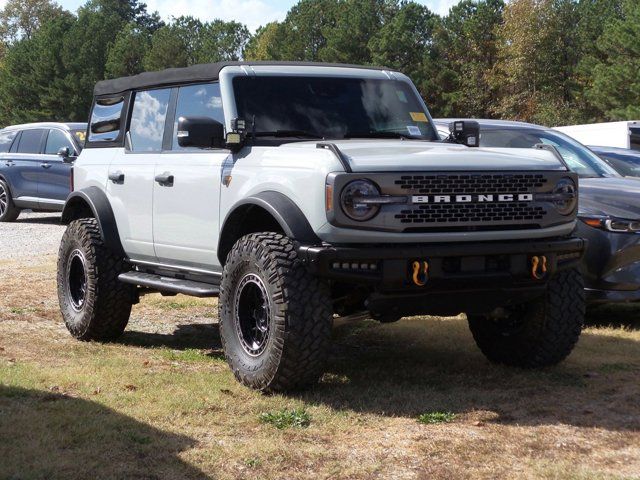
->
[94,61,389,97]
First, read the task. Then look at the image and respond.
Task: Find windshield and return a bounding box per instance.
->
[72,130,86,151]
[232,76,438,141]
[480,128,620,178]
[592,149,640,177]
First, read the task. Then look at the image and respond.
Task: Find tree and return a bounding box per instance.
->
[587,0,640,120]
[433,0,504,117]
[369,2,439,105]
[105,22,151,78]
[0,12,76,124]
[0,0,64,43]
[244,22,287,60]
[321,0,395,64]
[490,0,582,125]
[197,20,251,63]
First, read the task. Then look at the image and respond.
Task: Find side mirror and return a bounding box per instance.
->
[177,116,225,149]
[58,146,76,163]
[448,120,480,147]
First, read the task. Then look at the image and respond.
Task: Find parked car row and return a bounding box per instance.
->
[0,122,85,222]
[1,61,638,392]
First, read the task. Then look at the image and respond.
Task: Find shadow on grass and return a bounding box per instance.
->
[301,317,640,431]
[0,385,209,479]
[118,315,640,432]
[119,323,224,358]
[586,303,640,330]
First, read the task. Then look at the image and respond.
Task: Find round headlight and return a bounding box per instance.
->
[553,178,577,215]
[340,179,381,221]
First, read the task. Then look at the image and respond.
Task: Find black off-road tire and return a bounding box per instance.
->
[57,218,135,341]
[468,268,585,368]
[0,179,20,222]
[219,232,333,392]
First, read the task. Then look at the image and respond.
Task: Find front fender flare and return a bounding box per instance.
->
[61,186,125,258]
[218,191,320,261]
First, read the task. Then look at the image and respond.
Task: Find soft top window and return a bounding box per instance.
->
[89,96,125,143]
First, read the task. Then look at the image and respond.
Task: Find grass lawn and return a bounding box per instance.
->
[1,256,639,479]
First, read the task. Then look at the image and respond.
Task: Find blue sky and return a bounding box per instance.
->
[44,0,459,31]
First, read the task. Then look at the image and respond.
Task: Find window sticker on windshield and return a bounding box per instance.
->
[396,90,408,103]
[75,131,86,142]
[410,112,428,122]
[407,125,421,136]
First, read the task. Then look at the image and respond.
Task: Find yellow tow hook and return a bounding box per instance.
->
[531,255,548,280]
[412,260,429,286]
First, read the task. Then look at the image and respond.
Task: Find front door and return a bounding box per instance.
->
[38,128,75,208]
[107,88,172,263]
[152,83,227,272]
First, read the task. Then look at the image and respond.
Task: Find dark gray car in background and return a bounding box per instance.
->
[0,122,86,222]
[590,146,640,178]
[435,119,640,303]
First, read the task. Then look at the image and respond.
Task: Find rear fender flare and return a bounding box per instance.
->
[61,186,124,257]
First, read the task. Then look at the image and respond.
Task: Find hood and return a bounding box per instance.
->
[283,139,566,172]
[579,177,640,219]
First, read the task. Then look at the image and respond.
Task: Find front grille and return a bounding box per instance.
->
[394,174,547,195]
[395,202,547,224]
[329,170,573,234]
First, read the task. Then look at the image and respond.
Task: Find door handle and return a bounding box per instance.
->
[155,172,174,187]
[41,163,52,169]
[108,171,125,184]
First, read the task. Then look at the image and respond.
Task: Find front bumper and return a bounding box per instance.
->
[299,237,585,287]
[298,237,586,315]
[578,222,640,303]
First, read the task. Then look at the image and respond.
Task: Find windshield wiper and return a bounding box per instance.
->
[250,130,324,139]
[343,130,415,139]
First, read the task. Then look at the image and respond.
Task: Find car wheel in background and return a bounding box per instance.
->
[0,179,20,222]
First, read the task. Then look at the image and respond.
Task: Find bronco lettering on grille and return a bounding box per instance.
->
[411,193,534,204]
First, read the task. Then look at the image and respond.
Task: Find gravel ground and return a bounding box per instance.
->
[0,212,64,260]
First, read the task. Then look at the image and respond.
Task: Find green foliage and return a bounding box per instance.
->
[0,0,64,43]
[259,408,311,429]
[587,0,640,121]
[417,411,456,424]
[105,23,150,78]
[0,0,636,128]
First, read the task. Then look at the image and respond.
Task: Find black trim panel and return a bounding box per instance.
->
[61,186,125,257]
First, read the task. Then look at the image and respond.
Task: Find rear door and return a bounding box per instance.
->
[108,88,171,263]
[0,129,20,192]
[7,129,46,206]
[38,128,76,207]
[152,83,227,271]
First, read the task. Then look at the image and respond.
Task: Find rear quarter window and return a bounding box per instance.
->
[0,130,17,153]
[89,96,126,143]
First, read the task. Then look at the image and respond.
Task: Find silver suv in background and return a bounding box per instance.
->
[0,122,85,222]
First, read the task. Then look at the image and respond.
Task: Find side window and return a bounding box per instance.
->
[173,83,225,150]
[89,96,125,143]
[45,129,74,155]
[129,88,171,152]
[17,129,46,154]
[0,130,17,153]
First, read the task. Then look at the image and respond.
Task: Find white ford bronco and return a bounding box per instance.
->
[57,62,586,391]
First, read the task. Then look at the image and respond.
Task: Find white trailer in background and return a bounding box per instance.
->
[554,121,640,151]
